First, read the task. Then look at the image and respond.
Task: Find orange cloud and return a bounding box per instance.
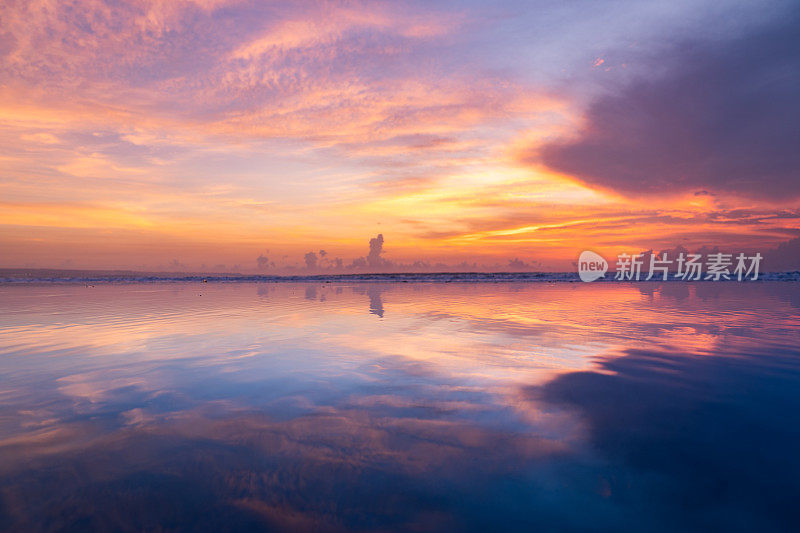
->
[2,1,798,270]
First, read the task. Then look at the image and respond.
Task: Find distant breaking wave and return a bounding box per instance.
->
[2,271,799,283]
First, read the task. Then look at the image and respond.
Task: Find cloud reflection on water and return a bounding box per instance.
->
[0,282,799,530]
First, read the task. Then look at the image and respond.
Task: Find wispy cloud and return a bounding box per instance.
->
[1,0,798,270]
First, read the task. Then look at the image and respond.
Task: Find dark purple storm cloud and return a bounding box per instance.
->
[537,8,800,200]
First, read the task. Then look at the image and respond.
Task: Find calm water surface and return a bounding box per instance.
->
[1,282,799,531]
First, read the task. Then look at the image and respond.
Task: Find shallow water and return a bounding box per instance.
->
[1,282,799,531]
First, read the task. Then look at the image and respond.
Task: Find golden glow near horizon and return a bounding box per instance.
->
[1,1,798,272]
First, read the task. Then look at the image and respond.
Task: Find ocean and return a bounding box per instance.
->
[1,281,798,530]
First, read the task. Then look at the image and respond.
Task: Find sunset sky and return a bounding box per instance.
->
[1,0,798,272]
